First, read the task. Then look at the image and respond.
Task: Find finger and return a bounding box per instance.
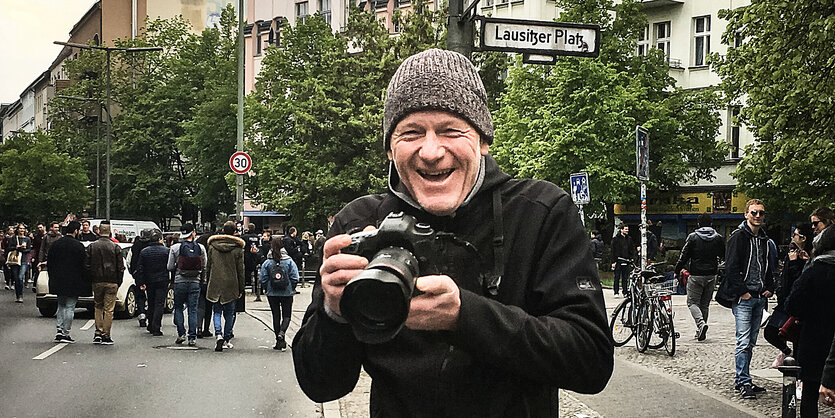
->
[363,225,377,232]
[323,234,352,258]
[414,275,456,295]
[320,253,368,276]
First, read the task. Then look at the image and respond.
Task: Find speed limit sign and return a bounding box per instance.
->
[229,151,252,174]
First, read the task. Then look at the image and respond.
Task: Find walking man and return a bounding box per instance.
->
[47,221,88,343]
[136,230,170,337]
[78,220,98,241]
[129,229,153,328]
[167,224,207,346]
[85,223,124,345]
[611,224,634,297]
[675,213,724,341]
[206,221,245,352]
[589,231,604,270]
[718,199,775,399]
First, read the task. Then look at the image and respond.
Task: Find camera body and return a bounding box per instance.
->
[340,212,445,344]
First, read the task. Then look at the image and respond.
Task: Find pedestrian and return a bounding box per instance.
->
[674,213,724,341]
[31,223,45,277]
[312,229,325,273]
[292,49,612,415]
[241,223,261,295]
[85,223,124,345]
[259,237,299,351]
[37,222,62,287]
[589,230,604,270]
[136,229,169,337]
[5,223,32,303]
[784,225,835,417]
[195,230,215,338]
[78,220,98,241]
[611,224,634,297]
[47,221,88,343]
[2,225,14,290]
[645,220,660,263]
[716,199,775,399]
[167,223,207,347]
[205,221,245,352]
[129,229,153,328]
[300,231,314,272]
[282,227,303,273]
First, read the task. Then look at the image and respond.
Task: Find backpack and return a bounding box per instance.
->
[270,260,291,289]
[177,241,202,276]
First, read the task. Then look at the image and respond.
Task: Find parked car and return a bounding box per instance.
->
[35,242,173,318]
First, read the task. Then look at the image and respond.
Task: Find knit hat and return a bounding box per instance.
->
[383,49,493,150]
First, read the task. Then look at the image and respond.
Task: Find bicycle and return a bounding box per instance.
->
[635,274,678,356]
[610,262,653,347]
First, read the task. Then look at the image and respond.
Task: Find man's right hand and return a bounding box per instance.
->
[320,230,372,317]
[740,292,752,300]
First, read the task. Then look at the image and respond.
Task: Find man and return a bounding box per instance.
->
[241,224,262,296]
[168,224,207,346]
[811,207,834,237]
[282,227,303,271]
[37,222,62,289]
[718,199,775,399]
[196,230,215,337]
[129,229,153,328]
[47,221,88,343]
[292,49,612,416]
[589,230,604,270]
[206,221,245,352]
[31,223,45,273]
[311,229,325,273]
[675,213,724,341]
[611,224,634,297]
[645,220,660,263]
[85,223,124,345]
[136,229,170,337]
[78,220,98,241]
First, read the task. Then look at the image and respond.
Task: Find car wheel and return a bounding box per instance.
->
[164,287,174,313]
[39,305,57,317]
[116,286,137,319]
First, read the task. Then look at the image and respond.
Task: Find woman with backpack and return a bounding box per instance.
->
[259,236,299,351]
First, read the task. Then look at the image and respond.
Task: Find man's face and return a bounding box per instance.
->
[38,224,45,233]
[746,204,766,228]
[82,222,90,232]
[388,111,488,217]
[811,215,826,235]
[50,224,59,233]
[621,226,629,236]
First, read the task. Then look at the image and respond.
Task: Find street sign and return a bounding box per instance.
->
[479,17,600,58]
[569,172,590,205]
[636,126,649,181]
[229,151,252,175]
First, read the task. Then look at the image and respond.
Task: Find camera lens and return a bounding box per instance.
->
[340,247,419,344]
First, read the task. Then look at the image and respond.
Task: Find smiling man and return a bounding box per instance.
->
[292,49,613,416]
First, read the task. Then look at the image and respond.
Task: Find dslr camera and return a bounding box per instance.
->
[340,212,447,344]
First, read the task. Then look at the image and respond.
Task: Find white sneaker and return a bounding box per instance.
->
[222,341,233,350]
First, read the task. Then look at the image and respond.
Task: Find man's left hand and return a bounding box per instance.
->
[762,290,773,298]
[405,275,460,331]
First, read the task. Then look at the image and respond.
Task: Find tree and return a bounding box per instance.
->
[0,132,91,224]
[491,0,726,236]
[713,1,835,214]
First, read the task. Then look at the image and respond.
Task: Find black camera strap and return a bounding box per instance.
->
[483,188,504,297]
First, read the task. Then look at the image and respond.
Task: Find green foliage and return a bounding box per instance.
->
[712,1,835,213]
[0,132,91,224]
[492,0,725,228]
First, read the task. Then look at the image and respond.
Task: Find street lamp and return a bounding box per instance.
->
[54,41,162,222]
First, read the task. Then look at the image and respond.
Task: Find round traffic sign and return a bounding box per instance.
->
[229,151,252,174]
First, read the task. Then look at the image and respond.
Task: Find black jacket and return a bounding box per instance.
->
[47,235,90,297]
[292,155,613,417]
[136,242,171,286]
[717,222,775,302]
[674,227,725,276]
[785,255,835,382]
[611,232,634,262]
[589,237,604,259]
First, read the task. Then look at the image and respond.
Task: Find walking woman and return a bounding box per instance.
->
[259,237,299,351]
[785,225,835,417]
[5,224,32,303]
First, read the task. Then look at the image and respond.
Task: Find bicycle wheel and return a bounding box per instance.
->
[635,301,651,353]
[610,298,634,347]
[648,300,668,350]
[662,300,676,356]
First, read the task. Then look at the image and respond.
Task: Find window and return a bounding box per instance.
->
[296,1,308,24]
[393,13,401,33]
[654,21,670,59]
[728,106,740,159]
[713,191,731,212]
[636,25,649,56]
[693,16,710,66]
[256,31,262,56]
[318,0,331,25]
[483,0,493,7]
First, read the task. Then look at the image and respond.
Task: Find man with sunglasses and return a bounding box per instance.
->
[811,207,834,237]
[721,199,775,400]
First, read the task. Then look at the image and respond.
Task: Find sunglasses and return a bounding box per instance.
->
[748,210,766,217]
[812,220,821,228]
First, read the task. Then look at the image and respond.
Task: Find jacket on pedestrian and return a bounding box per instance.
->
[47,235,90,297]
[136,242,171,286]
[39,231,62,264]
[242,232,262,270]
[85,236,124,285]
[78,231,98,241]
[205,234,245,305]
[128,236,151,276]
[167,240,207,283]
[717,221,775,301]
[282,235,303,265]
[674,227,725,276]
[292,155,613,417]
[259,252,299,297]
[6,235,32,262]
[784,253,835,382]
[611,232,634,262]
[589,236,604,259]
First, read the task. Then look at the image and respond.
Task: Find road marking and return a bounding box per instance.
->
[80,320,94,331]
[33,344,68,360]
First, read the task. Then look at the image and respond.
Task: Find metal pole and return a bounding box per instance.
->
[96,106,101,218]
[640,182,647,271]
[447,0,473,59]
[778,357,801,418]
[105,49,112,223]
[578,204,585,227]
[236,0,245,222]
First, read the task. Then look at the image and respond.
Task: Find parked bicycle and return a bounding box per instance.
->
[610,262,678,356]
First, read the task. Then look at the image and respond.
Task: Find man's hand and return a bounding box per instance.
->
[139,284,146,291]
[404,275,461,331]
[762,290,773,298]
[821,385,835,406]
[740,292,752,300]
[611,263,616,270]
[319,229,372,317]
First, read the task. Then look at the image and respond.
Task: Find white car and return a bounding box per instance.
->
[36,242,173,318]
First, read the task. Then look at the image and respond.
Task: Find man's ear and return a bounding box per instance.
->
[480,141,489,156]
[387,150,394,160]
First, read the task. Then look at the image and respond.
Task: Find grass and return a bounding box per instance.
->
[599,270,614,289]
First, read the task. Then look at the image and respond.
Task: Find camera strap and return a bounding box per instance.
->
[483,188,504,297]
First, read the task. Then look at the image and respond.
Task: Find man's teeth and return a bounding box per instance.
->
[421,169,452,178]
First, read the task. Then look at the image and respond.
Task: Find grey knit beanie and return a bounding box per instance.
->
[383,49,493,150]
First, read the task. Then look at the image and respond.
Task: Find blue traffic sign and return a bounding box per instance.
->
[569,172,590,205]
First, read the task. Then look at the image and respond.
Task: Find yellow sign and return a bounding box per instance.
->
[614,191,751,215]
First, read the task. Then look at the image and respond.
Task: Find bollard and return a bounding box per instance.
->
[778,356,801,418]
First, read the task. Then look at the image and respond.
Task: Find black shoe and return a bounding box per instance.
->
[152,331,163,337]
[200,330,213,338]
[93,335,102,344]
[54,333,64,343]
[751,384,766,393]
[175,335,186,344]
[215,336,224,352]
[274,338,287,351]
[740,384,756,399]
[101,336,114,345]
[697,324,708,341]
[139,319,147,328]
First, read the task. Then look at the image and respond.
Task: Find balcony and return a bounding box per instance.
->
[640,0,683,9]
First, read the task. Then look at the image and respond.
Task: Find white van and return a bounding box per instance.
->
[88,219,161,241]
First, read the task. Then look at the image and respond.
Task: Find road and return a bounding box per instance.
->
[0,286,319,417]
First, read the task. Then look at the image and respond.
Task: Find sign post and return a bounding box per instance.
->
[636,126,649,271]
[479,17,600,59]
[230,151,252,175]
[570,172,590,227]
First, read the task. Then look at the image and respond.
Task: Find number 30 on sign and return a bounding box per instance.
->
[229,151,252,174]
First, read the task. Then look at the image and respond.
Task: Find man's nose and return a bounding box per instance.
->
[418,131,445,161]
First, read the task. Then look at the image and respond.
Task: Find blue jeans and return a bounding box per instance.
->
[732,296,766,387]
[213,301,237,341]
[613,261,630,294]
[173,282,201,340]
[56,295,78,335]
[11,263,27,298]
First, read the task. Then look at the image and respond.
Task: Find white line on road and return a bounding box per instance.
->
[33,344,67,360]
[80,320,94,331]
